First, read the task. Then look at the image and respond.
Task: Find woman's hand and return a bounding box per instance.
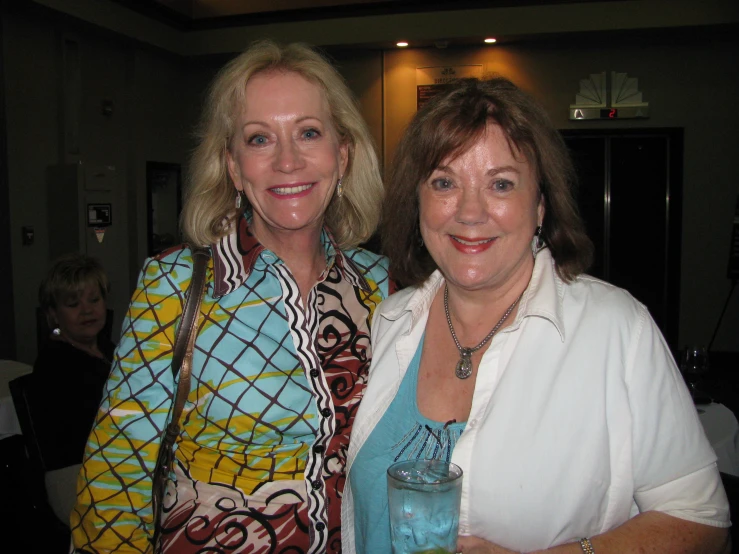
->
[457,535,519,554]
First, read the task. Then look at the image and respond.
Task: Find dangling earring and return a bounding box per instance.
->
[336,177,344,199]
[235,191,242,209]
[52,327,61,337]
[531,225,544,257]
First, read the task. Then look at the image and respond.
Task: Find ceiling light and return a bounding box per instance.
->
[396,41,409,47]
[484,38,497,44]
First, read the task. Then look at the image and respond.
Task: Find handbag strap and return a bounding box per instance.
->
[169,247,210,427]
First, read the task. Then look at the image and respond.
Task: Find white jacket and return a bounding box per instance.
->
[342,249,729,553]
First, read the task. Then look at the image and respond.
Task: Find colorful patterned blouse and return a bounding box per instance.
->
[71,217,391,553]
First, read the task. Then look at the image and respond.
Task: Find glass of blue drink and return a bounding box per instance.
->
[387,459,463,554]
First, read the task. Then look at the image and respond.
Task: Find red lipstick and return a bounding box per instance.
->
[449,235,495,254]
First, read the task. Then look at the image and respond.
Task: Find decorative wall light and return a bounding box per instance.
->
[569,71,649,120]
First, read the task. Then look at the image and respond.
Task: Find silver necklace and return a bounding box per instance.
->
[444,285,523,379]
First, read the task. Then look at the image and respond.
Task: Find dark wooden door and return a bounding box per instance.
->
[562,129,683,350]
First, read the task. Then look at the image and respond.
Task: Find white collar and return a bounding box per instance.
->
[381,248,566,342]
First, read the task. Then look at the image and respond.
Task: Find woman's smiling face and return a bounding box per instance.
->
[226,70,348,245]
[419,122,544,294]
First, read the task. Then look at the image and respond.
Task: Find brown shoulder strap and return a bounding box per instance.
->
[169,247,210,426]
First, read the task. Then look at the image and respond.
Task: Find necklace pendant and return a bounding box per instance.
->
[455,348,474,379]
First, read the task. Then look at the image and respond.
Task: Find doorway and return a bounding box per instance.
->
[146,162,182,257]
[561,129,683,350]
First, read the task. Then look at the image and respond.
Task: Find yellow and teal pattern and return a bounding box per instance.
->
[71,218,391,553]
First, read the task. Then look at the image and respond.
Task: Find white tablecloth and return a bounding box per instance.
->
[698,402,739,476]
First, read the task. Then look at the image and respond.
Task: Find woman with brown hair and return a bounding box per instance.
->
[344,77,729,553]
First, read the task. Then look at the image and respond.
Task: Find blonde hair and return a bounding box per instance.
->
[181,41,383,249]
[38,253,109,325]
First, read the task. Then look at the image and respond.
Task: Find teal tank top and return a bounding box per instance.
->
[350,335,467,553]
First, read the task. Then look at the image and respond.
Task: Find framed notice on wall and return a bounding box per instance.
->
[416,65,483,110]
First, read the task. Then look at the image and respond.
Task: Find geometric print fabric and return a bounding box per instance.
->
[71,220,391,554]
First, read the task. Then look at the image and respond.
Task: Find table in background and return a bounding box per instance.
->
[0,395,21,439]
[698,402,739,476]
[0,360,33,440]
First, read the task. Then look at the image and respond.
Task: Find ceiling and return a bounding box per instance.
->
[27,0,739,56]
[152,0,413,20]
[127,0,622,30]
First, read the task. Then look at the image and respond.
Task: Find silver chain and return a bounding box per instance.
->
[444,284,523,379]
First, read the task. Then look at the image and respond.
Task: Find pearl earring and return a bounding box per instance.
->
[336,177,344,198]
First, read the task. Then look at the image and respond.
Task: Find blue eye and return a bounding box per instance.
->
[303,128,320,139]
[493,179,514,192]
[430,178,453,191]
[248,134,268,146]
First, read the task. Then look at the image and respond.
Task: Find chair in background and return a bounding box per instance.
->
[721,472,739,553]
[9,373,79,536]
[0,359,32,441]
[0,359,32,398]
[0,360,46,549]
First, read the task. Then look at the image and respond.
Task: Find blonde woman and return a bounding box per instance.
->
[35,253,112,469]
[71,41,392,554]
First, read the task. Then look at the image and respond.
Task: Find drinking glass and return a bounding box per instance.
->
[680,345,711,403]
[387,459,463,554]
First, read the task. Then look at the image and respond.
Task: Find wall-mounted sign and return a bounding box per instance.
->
[416,65,483,110]
[87,203,112,227]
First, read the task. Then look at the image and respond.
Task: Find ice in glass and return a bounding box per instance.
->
[387,459,463,554]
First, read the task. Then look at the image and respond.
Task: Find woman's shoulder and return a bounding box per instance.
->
[340,247,391,287]
[137,244,208,291]
[565,273,648,323]
[341,247,388,273]
[34,340,85,373]
[376,284,417,313]
[148,243,196,268]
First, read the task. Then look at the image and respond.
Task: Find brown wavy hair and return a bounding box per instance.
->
[382,77,593,287]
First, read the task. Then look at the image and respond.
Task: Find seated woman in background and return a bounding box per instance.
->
[35,252,113,469]
[344,77,730,553]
